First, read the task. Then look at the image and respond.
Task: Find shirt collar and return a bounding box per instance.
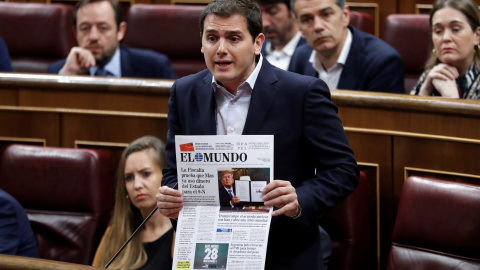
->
[309,28,352,71]
[211,54,264,94]
[265,31,302,57]
[89,47,121,77]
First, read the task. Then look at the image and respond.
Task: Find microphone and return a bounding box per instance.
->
[104,182,178,268]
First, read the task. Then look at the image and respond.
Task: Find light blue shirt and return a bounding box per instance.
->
[89,48,121,77]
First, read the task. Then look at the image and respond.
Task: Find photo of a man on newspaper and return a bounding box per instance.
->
[218,168,270,212]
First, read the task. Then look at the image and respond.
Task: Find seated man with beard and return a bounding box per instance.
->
[48,0,176,79]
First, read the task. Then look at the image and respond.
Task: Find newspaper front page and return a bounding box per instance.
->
[173,135,274,270]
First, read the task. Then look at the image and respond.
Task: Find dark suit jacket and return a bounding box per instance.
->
[261,36,307,72]
[47,45,176,79]
[290,26,405,93]
[0,37,14,72]
[218,185,243,209]
[0,189,39,257]
[218,185,233,207]
[162,59,359,270]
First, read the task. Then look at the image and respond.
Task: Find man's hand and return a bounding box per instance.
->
[156,186,183,219]
[262,180,300,217]
[230,195,241,206]
[59,47,96,75]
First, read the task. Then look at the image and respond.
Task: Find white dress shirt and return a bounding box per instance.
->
[265,31,302,70]
[309,29,352,90]
[212,56,264,135]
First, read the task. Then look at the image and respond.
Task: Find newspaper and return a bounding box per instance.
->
[172,135,274,270]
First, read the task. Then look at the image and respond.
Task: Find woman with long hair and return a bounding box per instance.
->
[411,0,480,99]
[92,136,173,269]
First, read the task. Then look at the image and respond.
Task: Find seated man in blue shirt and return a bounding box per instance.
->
[0,189,39,258]
[48,0,176,79]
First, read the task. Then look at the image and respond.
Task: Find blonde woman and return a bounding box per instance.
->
[92,136,173,269]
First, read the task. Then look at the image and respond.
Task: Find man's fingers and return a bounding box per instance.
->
[156,186,183,218]
[271,201,298,217]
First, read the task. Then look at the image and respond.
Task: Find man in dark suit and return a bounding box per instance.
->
[47,0,175,79]
[290,0,405,94]
[0,189,39,258]
[0,37,14,72]
[256,0,307,71]
[156,0,358,269]
[218,170,242,209]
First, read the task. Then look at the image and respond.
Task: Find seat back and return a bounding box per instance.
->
[349,11,374,35]
[0,145,114,265]
[319,171,373,270]
[386,176,480,269]
[124,4,206,78]
[381,14,430,93]
[0,2,76,73]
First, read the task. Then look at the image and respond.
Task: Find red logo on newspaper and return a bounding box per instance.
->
[179,143,194,151]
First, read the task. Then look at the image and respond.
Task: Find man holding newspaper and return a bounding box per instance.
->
[156,0,359,269]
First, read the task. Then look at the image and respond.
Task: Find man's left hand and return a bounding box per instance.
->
[262,180,300,217]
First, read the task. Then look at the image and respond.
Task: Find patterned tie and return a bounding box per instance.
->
[228,189,233,199]
[94,68,113,77]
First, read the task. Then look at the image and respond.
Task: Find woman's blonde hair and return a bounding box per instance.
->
[425,0,480,71]
[100,135,166,269]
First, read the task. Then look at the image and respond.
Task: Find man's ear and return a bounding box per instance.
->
[73,25,79,43]
[117,21,127,42]
[342,5,350,28]
[254,33,266,55]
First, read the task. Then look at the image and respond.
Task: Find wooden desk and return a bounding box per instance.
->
[0,73,172,113]
[0,254,101,270]
[1,73,480,269]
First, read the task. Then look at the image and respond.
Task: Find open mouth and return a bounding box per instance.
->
[216,62,232,69]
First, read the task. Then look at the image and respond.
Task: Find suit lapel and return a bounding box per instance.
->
[243,61,279,135]
[119,46,134,77]
[197,73,217,135]
[338,26,364,89]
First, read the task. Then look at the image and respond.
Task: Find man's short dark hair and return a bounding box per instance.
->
[255,0,291,10]
[199,0,263,42]
[73,0,123,29]
[290,0,345,16]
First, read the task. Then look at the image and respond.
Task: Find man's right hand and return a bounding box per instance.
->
[230,195,240,206]
[59,47,96,75]
[156,186,184,219]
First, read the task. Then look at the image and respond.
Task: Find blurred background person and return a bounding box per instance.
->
[0,36,14,72]
[290,0,405,93]
[92,136,174,270]
[0,188,38,258]
[255,0,306,71]
[411,0,480,100]
[48,0,176,79]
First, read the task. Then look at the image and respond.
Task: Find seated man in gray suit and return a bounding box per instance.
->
[48,0,176,79]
